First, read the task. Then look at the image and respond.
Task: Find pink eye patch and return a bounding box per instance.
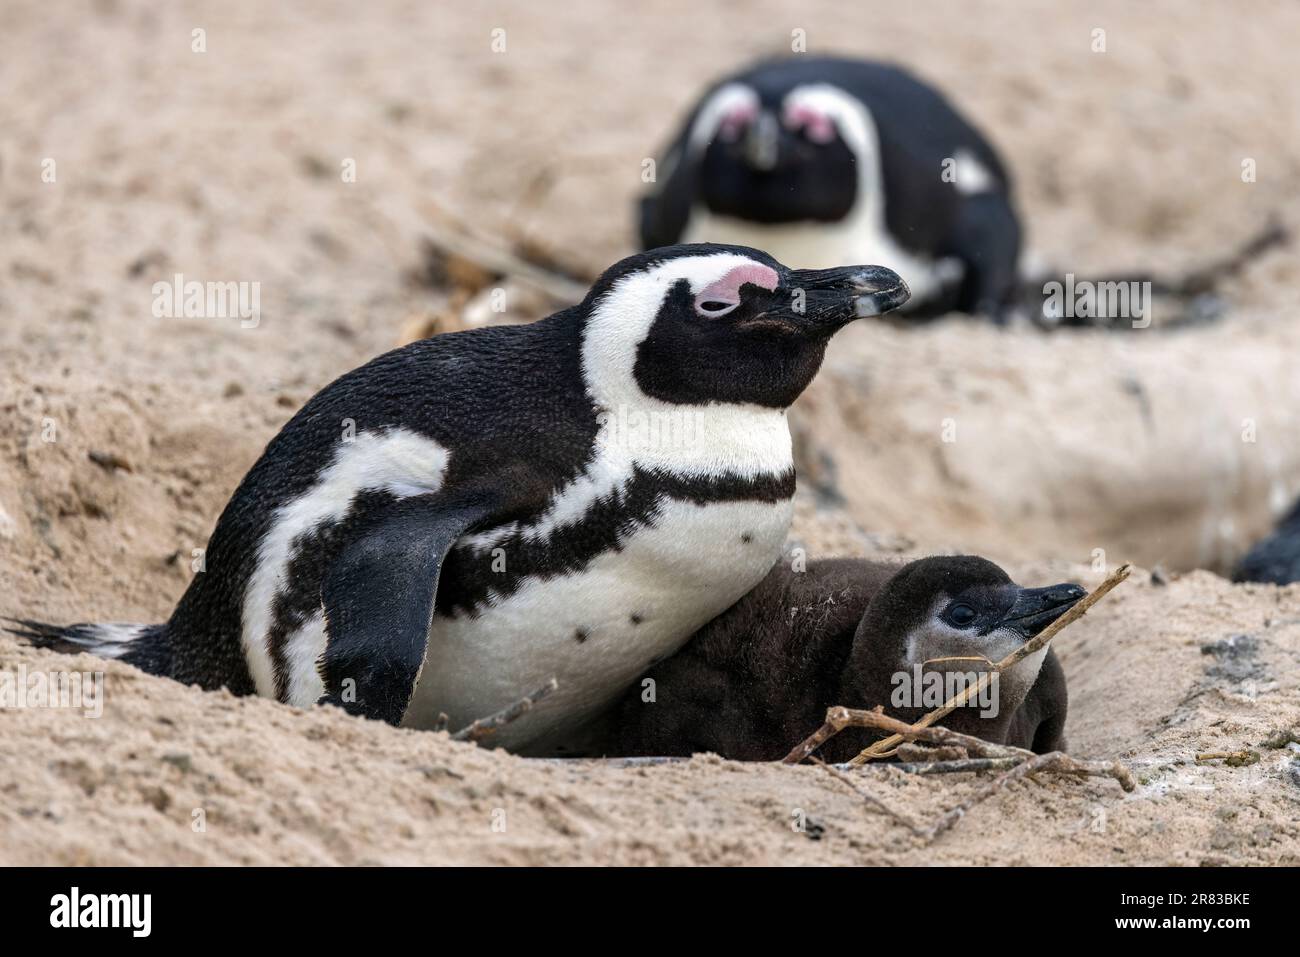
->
[694,263,779,317]
[717,102,759,142]
[783,103,837,143]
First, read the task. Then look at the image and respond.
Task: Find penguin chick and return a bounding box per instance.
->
[603,556,1083,762]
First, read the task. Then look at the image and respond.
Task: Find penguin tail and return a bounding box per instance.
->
[2,617,164,665]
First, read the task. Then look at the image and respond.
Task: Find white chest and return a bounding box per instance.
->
[400,399,795,752]
[402,493,793,752]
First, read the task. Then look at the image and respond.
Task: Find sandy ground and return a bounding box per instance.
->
[2,0,1299,865]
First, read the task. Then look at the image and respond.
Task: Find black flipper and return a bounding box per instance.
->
[639,138,698,250]
[317,495,492,725]
[944,192,1022,321]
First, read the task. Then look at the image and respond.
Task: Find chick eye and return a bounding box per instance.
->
[945,603,977,627]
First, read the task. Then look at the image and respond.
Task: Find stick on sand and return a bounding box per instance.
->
[450,678,559,743]
[788,705,1135,842]
[420,201,589,304]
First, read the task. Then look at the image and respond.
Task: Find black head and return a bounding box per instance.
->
[695,80,861,224]
[845,556,1085,717]
[667,57,901,229]
[855,555,1085,662]
[580,243,908,410]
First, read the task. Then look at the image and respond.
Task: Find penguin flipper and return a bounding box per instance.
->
[317,495,492,725]
[638,141,695,250]
[943,192,1022,321]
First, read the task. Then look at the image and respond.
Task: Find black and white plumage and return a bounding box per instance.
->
[640,56,1022,319]
[7,243,908,755]
[602,555,1082,762]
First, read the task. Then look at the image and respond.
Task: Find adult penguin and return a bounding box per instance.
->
[6,243,909,756]
[639,56,1021,320]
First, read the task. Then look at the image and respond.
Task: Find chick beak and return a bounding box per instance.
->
[999,583,1087,638]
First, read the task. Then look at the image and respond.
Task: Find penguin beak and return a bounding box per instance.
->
[782,264,911,331]
[998,583,1086,638]
[743,112,781,171]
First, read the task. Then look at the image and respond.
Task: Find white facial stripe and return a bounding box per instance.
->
[241,428,450,698]
[687,83,759,153]
[472,255,795,554]
[783,100,836,142]
[581,251,769,413]
[783,84,876,166]
[781,85,887,236]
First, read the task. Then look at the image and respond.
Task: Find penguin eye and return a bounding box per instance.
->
[945,603,977,627]
[695,298,740,318]
[783,105,837,144]
[717,104,757,142]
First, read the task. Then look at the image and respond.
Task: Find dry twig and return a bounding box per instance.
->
[450,678,558,743]
[918,749,1133,842]
[1195,750,1260,767]
[789,705,1134,843]
[788,704,1134,787]
[810,756,926,836]
[420,201,589,305]
[883,757,1022,776]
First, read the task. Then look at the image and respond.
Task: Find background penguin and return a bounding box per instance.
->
[601,555,1084,762]
[639,56,1022,320]
[1232,495,1300,585]
[6,243,909,756]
